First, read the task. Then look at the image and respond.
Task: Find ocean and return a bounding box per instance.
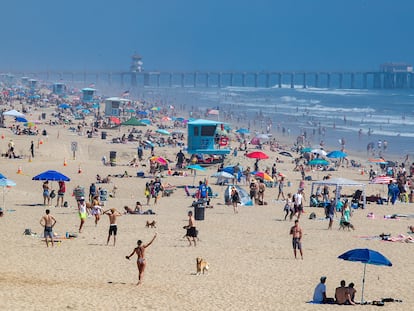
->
[132,85,414,161]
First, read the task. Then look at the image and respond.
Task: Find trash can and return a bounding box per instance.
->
[101,131,107,139]
[109,151,116,166]
[194,203,205,221]
[41,112,46,120]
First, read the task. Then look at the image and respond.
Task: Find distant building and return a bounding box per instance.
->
[380,63,413,73]
[130,53,143,72]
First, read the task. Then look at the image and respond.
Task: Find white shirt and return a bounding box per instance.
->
[294,192,303,205]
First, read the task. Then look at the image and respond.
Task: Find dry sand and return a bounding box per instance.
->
[0,105,413,311]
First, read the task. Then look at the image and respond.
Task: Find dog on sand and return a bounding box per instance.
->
[146,220,157,228]
[196,257,209,275]
[339,218,355,230]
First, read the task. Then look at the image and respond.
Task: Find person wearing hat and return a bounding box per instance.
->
[77,197,87,233]
[313,276,328,303]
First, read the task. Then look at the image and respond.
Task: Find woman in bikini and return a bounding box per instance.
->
[126,233,157,285]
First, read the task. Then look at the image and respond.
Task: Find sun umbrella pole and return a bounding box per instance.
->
[361,263,366,304]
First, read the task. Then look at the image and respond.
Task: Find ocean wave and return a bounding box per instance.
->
[297,87,377,96]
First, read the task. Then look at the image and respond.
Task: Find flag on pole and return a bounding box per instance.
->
[121,90,130,98]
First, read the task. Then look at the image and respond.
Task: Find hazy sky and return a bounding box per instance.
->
[1,0,413,72]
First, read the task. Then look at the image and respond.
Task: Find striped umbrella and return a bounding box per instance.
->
[370,175,395,184]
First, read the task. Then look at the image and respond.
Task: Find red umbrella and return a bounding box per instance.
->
[109,116,121,125]
[246,151,269,160]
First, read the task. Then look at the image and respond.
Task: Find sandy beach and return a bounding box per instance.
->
[0,101,413,311]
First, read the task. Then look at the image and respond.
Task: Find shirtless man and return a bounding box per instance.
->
[185,210,197,246]
[39,209,56,247]
[126,233,157,285]
[103,208,122,246]
[335,280,355,305]
[289,219,303,259]
[257,180,266,203]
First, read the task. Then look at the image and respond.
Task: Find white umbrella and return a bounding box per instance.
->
[3,109,25,118]
[311,149,327,156]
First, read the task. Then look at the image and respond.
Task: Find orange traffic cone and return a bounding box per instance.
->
[63,158,67,166]
[17,166,22,174]
[78,165,82,174]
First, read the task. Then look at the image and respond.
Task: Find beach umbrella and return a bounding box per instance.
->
[327,150,347,159]
[137,110,148,116]
[58,103,71,109]
[144,140,155,148]
[246,151,269,160]
[0,174,6,179]
[308,159,329,166]
[236,128,250,134]
[82,109,91,114]
[92,103,100,109]
[3,109,25,118]
[150,156,168,165]
[211,171,234,179]
[370,175,396,184]
[32,170,70,182]
[311,148,327,156]
[253,171,273,181]
[338,248,392,304]
[109,116,121,125]
[151,106,161,111]
[300,147,312,153]
[161,116,171,122]
[0,177,16,209]
[140,119,152,125]
[156,129,171,135]
[175,117,185,122]
[279,151,293,157]
[368,158,388,165]
[15,117,28,123]
[186,164,206,172]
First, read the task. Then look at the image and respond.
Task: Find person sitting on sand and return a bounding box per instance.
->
[409,226,414,233]
[335,280,355,305]
[347,282,357,303]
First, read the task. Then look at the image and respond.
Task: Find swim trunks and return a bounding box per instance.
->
[292,237,302,249]
[44,226,53,238]
[186,227,197,238]
[109,224,117,236]
[79,212,87,220]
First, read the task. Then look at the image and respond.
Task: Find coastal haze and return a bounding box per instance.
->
[1,1,414,311]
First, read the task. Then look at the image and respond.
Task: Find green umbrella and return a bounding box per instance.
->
[308,159,329,166]
[121,117,147,126]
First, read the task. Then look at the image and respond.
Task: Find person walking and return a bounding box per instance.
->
[30,140,34,158]
[289,219,303,259]
[185,211,197,246]
[231,186,240,214]
[77,197,87,233]
[126,233,157,285]
[39,209,56,247]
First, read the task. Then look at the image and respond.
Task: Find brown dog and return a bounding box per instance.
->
[146,220,157,228]
[196,257,209,275]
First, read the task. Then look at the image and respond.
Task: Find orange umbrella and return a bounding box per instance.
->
[253,172,273,181]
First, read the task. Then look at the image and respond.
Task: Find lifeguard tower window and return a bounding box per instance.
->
[194,127,199,136]
[201,125,216,136]
[112,102,119,108]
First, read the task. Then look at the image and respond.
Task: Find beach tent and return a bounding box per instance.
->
[121,117,147,126]
[310,178,366,208]
[3,109,25,118]
[224,185,253,206]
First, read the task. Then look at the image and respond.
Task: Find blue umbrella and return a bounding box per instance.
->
[236,128,250,134]
[156,129,171,135]
[92,103,100,109]
[338,248,392,304]
[140,119,152,125]
[32,170,70,182]
[186,164,206,171]
[82,109,91,114]
[58,103,70,109]
[0,177,16,209]
[327,150,347,158]
[15,117,28,123]
[137,110,148,116]
[308,159,329,166]
[0,173,6,179]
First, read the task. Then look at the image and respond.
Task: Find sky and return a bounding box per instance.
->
[0,0,413,73]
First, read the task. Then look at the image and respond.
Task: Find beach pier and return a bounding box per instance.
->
[6,62,414,90]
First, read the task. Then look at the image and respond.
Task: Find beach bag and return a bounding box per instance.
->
[49,190,56,199]
[309,212,316,220]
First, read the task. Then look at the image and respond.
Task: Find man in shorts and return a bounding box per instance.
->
[185,210,197,247]
[39,209,57,247]
[103,208,122,246]
[289,219,303,259]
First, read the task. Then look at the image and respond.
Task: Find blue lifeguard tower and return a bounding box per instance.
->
[187,119,230,155]
[81,87,96,103]
[21,77,29,86]
[52,82,66,96]
[28,79,38,91]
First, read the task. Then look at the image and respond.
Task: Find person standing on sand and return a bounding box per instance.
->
[40,209,56,247]
[56,181,66,207]
[30,140,34,158]
[289,219,303,259]
[77,197,87,233]
[103,208,122,246]
[185,210,197,246]
[42,181,51,206]
[126,233,157,285]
